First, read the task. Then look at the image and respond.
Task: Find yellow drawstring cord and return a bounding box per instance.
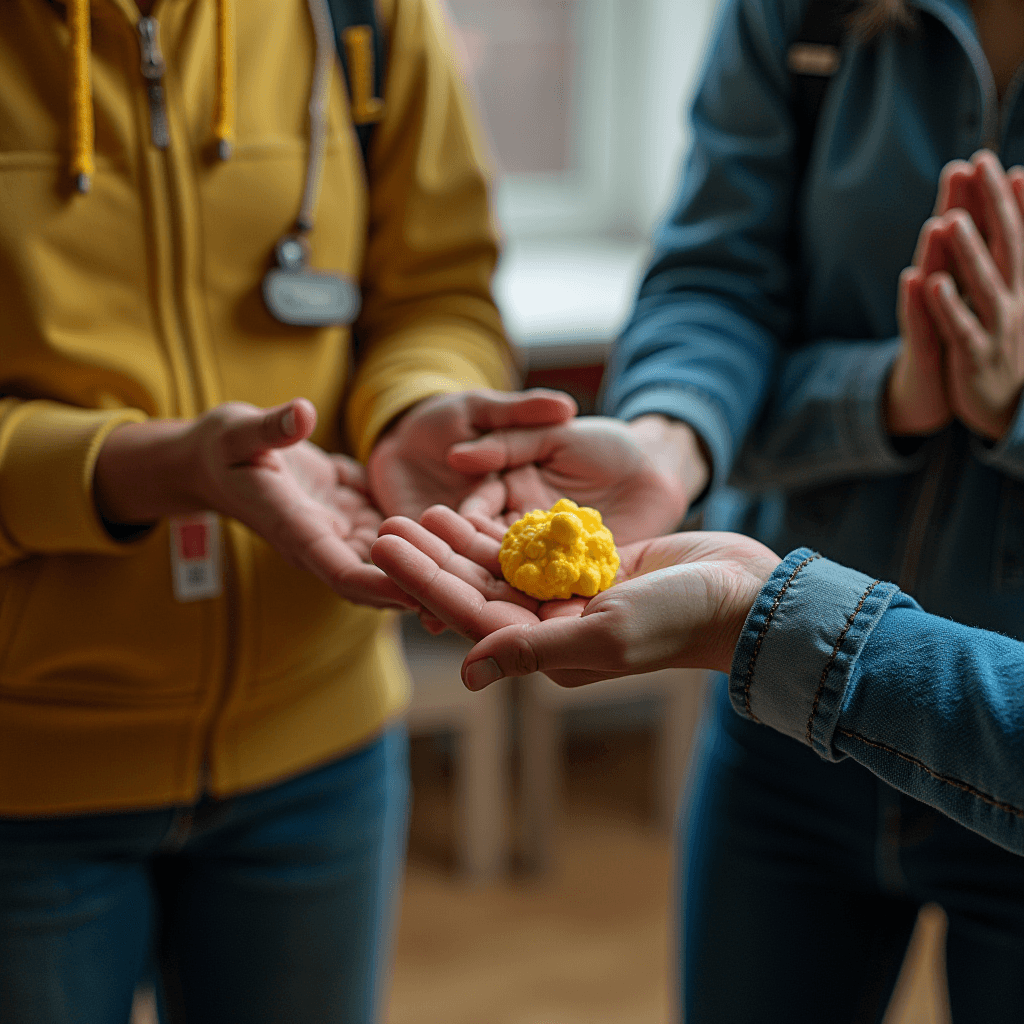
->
[68,0,94,193]
[213,0,235,160]
[68,0,235,190]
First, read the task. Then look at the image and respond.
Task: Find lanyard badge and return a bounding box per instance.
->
[261,0,362,329]
[169,512,222,602]
[263,235,361,327]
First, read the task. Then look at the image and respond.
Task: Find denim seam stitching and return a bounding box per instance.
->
[836,727,1024,820]
[804,579,880,744]
[743,552,821,721]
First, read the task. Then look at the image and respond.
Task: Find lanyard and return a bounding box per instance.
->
[262,0,361,327]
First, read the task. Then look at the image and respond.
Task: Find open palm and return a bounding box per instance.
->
[371,505,780,688]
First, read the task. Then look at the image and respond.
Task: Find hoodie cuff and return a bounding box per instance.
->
[0,401,148,557]
[728,548,900,760]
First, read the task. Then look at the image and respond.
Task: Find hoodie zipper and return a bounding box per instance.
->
[138,16,170,148]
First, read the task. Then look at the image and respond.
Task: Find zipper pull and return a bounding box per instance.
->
[138,16,170,149]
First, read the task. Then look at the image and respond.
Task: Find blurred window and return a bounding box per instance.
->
[447,0,576,176]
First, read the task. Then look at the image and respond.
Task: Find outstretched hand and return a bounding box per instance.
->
[446,413,707,545]
[366,388,578,521]
[371,505,780,689]
[96,398,418,610]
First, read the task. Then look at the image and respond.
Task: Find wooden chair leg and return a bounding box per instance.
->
[518,674,561,874]
[457,678,509,882]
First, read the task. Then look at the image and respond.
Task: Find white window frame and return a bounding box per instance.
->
[493,0,721,243]
[486,0,722,362]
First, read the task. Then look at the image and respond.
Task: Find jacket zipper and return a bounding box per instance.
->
[133,11,230,800]
[138,16,170,149]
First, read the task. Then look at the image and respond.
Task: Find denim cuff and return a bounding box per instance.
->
[729,548,900,760]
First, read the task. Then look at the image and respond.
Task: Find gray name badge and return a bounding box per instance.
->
[262,268,361,327]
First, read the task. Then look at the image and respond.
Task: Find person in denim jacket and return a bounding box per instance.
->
[443,0,1024,1019]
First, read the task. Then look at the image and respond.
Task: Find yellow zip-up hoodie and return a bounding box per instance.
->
[0,0,513,815]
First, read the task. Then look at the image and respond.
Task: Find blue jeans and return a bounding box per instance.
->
[681,680,1024,1024]
[0,726,409,1024]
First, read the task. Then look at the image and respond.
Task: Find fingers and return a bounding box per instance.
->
[419,505,506,575]
[932,158,973,219]
[1009,166,1024,221]
[331,453,370,494]
[899,267,943,372]
[220,398,317,465]
[916,217,950,278]
[377,511,532,609]
[370,532,539,640]
[463,512,508,543]
[300,531,420,610]
[456,473,506,519]
[924,272,987,361]
[940,209,1002,326]
[447,425,563,474]
[973,151,1024,287]
[464,389,577,434]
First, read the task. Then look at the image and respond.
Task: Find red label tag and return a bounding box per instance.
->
[169,512,222,602]
[177,522,209,560]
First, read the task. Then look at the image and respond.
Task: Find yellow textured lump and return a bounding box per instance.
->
[499,499,620,601]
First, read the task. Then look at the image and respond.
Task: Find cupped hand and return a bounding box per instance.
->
[371,505,780,689]
[446,414,706,545]
[366,388,578,521]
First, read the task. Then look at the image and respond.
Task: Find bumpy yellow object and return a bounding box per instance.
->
[499,498,620,601]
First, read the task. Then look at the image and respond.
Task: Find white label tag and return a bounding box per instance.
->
[169,512,222,602]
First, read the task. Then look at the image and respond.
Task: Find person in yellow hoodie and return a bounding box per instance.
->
[0,0,577,1020]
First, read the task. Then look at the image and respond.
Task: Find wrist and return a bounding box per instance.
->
[94,419,197,525]
[627,414,711,507]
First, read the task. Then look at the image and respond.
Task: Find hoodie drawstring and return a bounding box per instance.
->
[67,0,236,192]
[68,0,94,193]
[213,0,234,160]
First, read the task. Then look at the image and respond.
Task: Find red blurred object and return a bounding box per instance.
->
[524,361,604,415]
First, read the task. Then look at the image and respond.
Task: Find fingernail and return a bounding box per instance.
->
[465,658,504,691]
[281,408,297,437]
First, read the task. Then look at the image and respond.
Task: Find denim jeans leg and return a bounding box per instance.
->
[0,811,171,1024]
[154,725,411,1024]
[679,679,919,1024]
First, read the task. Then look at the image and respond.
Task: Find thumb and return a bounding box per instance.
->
[462,615,612,690]
[221,398,317,463]
[465,388,577,432]
[457,473,507,519]
[447,425,562,474]
[901,270,941,371]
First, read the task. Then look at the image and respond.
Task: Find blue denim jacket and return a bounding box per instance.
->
[733,549,1024,854]
[606,0,1024,633]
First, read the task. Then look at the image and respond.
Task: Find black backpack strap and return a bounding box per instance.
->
[325,0,387,171]
[788,0,857,171]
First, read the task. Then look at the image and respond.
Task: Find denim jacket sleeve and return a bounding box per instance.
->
[730,548,1024,855]
[727,338,929,493]
[601,0,804,503]
[603,0,932,501]
[972,401,1024,482]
